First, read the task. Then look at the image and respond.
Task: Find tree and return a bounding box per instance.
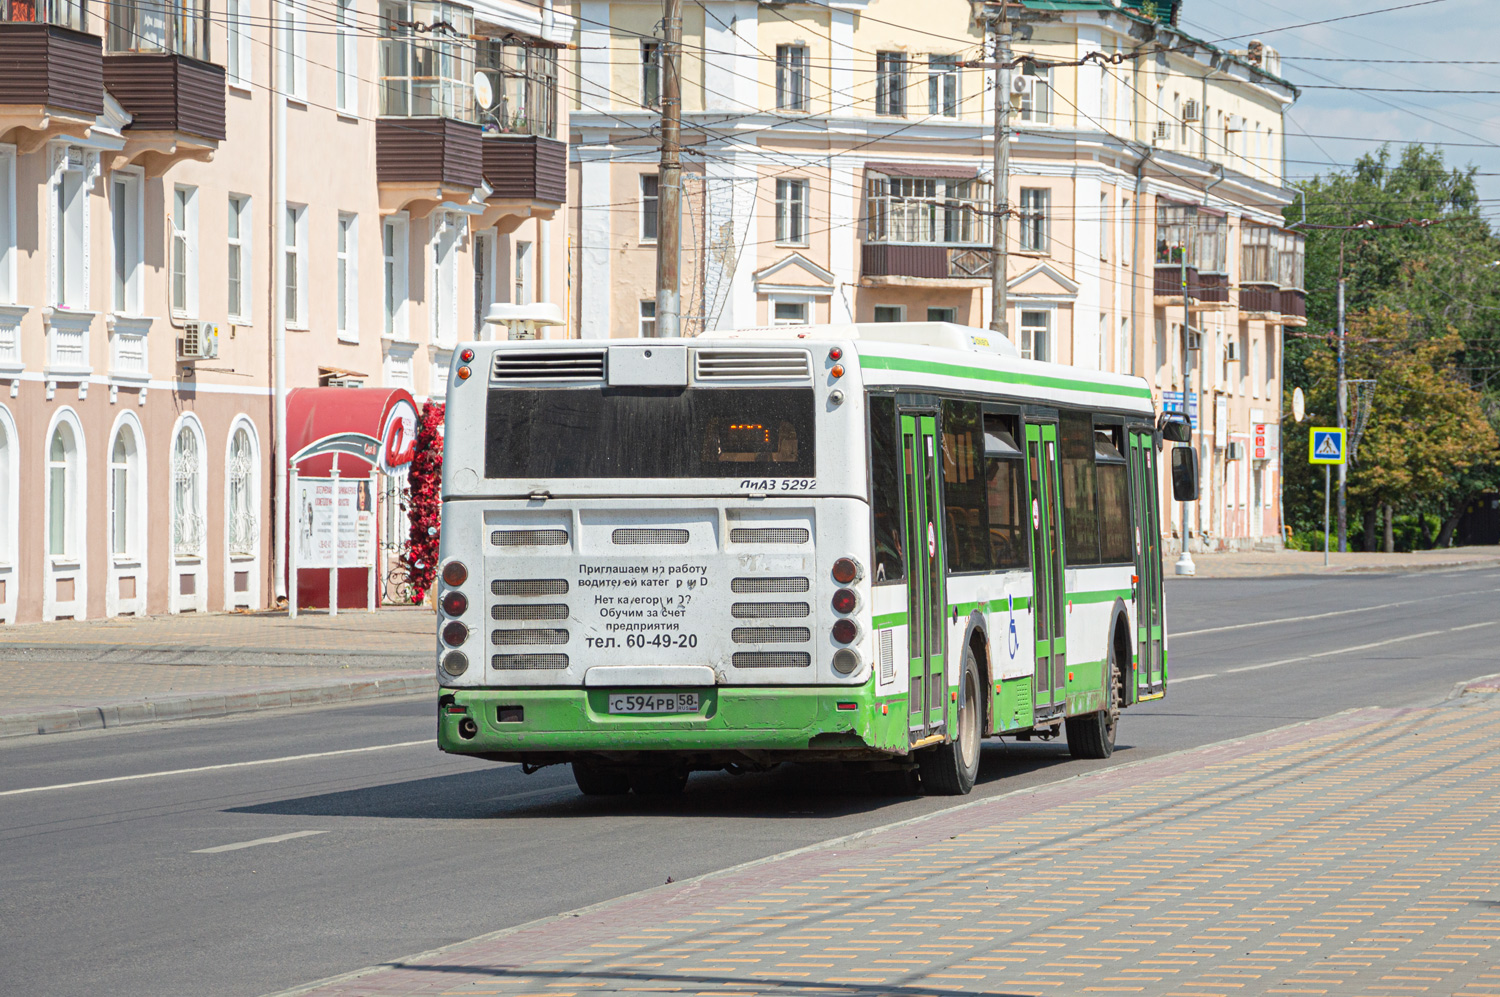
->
[403,401,444,603]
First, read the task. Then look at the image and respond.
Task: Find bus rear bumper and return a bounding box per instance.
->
[437,685,908,762]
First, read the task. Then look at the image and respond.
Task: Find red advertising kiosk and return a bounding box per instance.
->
[285,387,419,611]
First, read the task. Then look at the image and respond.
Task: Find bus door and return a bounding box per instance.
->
[1024,421,1067,718]
[1128,429,1166,699]
[899,410,947,742]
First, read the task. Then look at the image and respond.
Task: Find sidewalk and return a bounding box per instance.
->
[272,679,1500,997]
[0,608,437,738]
[1165,543,1500,579]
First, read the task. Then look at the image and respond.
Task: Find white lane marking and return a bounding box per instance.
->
[1449,621,1499,633]
[1223,630,1445,675]
[193,830,328,854]
[1172,673,1217,683]
[0,739,432,798]
[1173,595,1442,638]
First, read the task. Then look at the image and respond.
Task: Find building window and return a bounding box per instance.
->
[639,300,656,337]
[864,174,991,246]
[640,174,659,243]
[0,149,14,304]
[928,54,958,117]
[172,422,204,559]
[1018,60,1050,123]
[384,345,414,388]
[0,414,11,566]
[48,421,77,558]
[776,44,809,111]
[227,195,250,323]
[106,0,210,59]
[227,425,258,557]
[227,0,252,85]
[514,239,533,305]
[109,423,138,558]
[377,0,475,119]
[337,213,358,342]
[284,203,307,328]
[928,307,956,323]
[430,348,452,401]
[52,154,87,308]
[772,300,809,326]
[875,52,907,116]
[1019,309,1049,361]
[171,185,197,318]
[873,305,904,323]
[383,215,408,337]
[282,0,306,98]
[472,230,493,337]
[1018,188,1049,253]
[641,40,660,108]
[336,0,357,112]
[775,179,808,245]
[477,39,559,137]
[111,171,143,315]
[431,212,459,346]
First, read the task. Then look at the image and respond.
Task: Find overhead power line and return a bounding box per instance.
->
[1205,0,1454,43]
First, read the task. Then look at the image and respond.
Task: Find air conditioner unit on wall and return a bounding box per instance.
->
[1227,441,1246,460]
[178,321,219,361]
[1010,74,1033,100]
[1182,99,1200,122]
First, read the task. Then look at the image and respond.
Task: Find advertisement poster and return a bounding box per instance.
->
[295,478,375,568]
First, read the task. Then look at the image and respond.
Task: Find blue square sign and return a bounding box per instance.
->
[1309,427,1346,465]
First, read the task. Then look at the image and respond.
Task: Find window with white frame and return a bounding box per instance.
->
[431,212,459,346]
[336,0,357,112]
[227,195,250,322]
[875,52,907,116]
[282,1,307,98]
[864,174,991,246]
[514,239,533,305]
[776,44,809,112]
[0,416,10,565]
[430,348,452,400]
[110,422,139,558]
[172,422,204,559]
[1018,188,1049,253]
[1098,313,1108,369]
[52,152,87,308]
[382,215,408,337]
[639,300,656,337]
[775,179,808,245]
[640,174,658,243]
[1118,316,1129,375]
[641,41,660,107]
[927,307,956,323]
[928,55,958,117]
[47,421,78,559]
[1119,195,1130,267]
[110,171,143,315]
[772,299,809,326]
[873,305,903,323]
[284,203,308,328]
[1099,190,1109,260]
[1019,309,1050,362]
[1018,60,1050,123]
[227,0,252,86]
[383,344,414,388]
[170,185,198,317]
[227,425,258,557]
[0,149,14,304]
[472,230,493,337]
[337,212,358,342]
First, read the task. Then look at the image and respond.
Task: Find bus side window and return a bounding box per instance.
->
[1095,425,1133,563]
[983,413,1026,569]
[1060,411,1101,565]
[940,400,989,573]
[869,396,905,583]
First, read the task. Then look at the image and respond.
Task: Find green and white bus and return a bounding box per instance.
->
[433,323,1195,796]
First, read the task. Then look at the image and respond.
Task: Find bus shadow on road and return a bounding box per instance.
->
[226,740,1096,822]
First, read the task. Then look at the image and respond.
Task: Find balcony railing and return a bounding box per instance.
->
[862,245,994,280]
[0,10,103,117]
[2,0,87,29]
[482,133,565,205]
[106,0,210,61]
[865,175,991,247]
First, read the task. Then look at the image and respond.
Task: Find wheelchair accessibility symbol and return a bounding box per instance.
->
[1006,594,1020,659]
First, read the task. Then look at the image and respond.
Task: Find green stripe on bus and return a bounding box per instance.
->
[873,612,907,629]
[875,590,1122,630]
[861,355,1153,400]
[1065,588,1132,605]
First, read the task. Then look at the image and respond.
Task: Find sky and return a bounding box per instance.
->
[1177,0,1500,223]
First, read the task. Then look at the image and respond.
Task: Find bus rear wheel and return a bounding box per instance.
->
[629,766,689,796]
[573,761,631,796]
[1066,646,1120,760]
[918,648,982,796]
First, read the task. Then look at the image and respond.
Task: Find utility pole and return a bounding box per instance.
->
[1174,217,1196,576]
[654,0,682,338]
[1335,274,1348,551]
[989,11,1011,338]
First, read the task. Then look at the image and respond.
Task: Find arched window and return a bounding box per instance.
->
[48,423,77,557]
[172,424,204,558]
[227,426,258,556]
[110,424,139,557]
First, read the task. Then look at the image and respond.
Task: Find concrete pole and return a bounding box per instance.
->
[654,0,682,338]
[1174,220,1196,576]
[1336,276,1347,552]
[989,18,1010,339]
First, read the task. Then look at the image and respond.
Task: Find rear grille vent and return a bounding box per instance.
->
[730,527,810,545]
[491,604,569,621]
[879,628,895,682]
[732,602,810,619]
[732,626,811,644]
[492,349,606,381]
[695,349,811,380]
[733,652,811,669]
[491,629,570,645]
[612,528,690,545]
[490,529,568,547]
[492,653,569,670]
[492,578,569,596]
[732,576,810,594]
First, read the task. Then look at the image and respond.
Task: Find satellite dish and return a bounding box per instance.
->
[1292,386,1306,423]
[473,72,494,110]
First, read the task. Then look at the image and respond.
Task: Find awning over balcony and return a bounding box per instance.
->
[864,161,979,180]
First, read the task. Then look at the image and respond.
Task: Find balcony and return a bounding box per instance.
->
[376,117,484,216]
[103,0,224,175]
[1240,227,1306,325]
[861,244,994,284]
[0,0,103,151]
[479,133,565,230]
[1153,265,1229,309]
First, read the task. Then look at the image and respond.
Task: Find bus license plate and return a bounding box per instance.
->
[608,693,700,715]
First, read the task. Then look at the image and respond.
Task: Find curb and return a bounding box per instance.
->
[0,672,436,739]
[1166,557,1500,580]
[0,644,423,667]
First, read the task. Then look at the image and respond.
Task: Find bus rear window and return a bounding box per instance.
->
[484,387,816,479]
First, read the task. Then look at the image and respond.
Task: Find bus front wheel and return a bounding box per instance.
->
[1066,646,1120,760]
[918,648,982,796]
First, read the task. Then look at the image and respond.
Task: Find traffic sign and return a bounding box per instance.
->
[1309,427,1346,465]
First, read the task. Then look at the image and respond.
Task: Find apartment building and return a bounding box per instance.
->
[0,0,572,623]
[569,0,1303,551]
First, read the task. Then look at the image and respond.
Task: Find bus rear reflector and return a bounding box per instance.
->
[836,702,856,711]
[832,558,860,584]
[442,561,469,586]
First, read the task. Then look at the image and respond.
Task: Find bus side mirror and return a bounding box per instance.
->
[1160,413,1192,443]
[1170,445,1199,502]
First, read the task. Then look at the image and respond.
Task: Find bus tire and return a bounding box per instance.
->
[573,761,630,796]
[1066,644,1120,760]
[629,766,689,796]
[917,648,982,796]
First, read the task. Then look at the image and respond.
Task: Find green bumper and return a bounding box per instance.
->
[437,685,909,756]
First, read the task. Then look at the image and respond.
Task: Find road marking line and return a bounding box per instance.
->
[1172,673,1217,683]
[1223,630,1446,675]
[193,830,329,854]
[1449,621,1499,633]
[0,739,432,798]
[1171,590,1500,639]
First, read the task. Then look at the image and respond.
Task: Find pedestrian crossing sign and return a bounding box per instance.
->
[1309,427,1346,465]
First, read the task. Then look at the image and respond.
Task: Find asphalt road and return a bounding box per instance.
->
[2,567,1497,997]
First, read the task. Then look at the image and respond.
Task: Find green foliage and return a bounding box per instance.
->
[1286,529,1327,552]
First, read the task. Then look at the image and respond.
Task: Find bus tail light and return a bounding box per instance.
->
[831,618,858,645]
[832,649,859,674]
[456,365,472,381]
[832,557,860,584]
[442,561,469,586]
[441,651,469,677]
[831,588,857,614]
[441,591,469,617]
[442,621,468,647]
